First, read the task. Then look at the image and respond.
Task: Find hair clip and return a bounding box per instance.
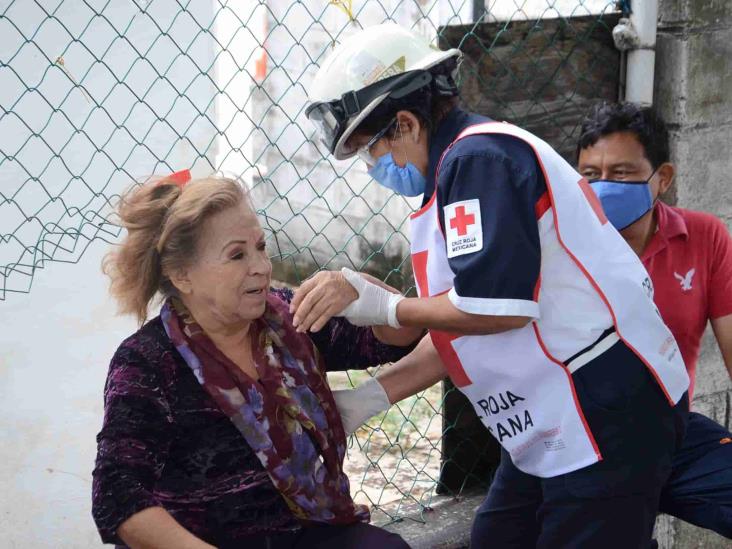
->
[161,169,192,188]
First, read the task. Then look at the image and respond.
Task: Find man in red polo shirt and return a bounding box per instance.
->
[577,102,732,538]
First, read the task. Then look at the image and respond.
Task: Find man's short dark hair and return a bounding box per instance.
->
[577,102,670,169]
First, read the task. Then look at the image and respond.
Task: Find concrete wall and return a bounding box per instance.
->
[654,0,732,547]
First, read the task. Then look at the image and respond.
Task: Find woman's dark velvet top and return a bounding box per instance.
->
[92,288,414,546]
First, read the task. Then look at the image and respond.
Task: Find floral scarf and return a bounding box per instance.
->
[160,295,369,525]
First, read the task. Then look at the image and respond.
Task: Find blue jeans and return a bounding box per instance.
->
[470,341,688,549]
[658,411,732,538]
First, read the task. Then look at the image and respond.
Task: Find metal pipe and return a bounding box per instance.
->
[625,0,658,106]
[472,0,484,23]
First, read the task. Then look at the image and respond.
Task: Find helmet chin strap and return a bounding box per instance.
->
[393,120,411,168]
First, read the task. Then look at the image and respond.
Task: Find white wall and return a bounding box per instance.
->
[0,0,221,545]
[0,241,136,547]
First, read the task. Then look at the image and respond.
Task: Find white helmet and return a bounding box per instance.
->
[306,23,462,160]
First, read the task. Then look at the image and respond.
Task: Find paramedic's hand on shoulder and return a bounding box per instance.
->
[291,270,421,346]
[290,269,358,332]
[339,268,405,327]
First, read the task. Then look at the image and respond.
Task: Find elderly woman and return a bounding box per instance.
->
[92,172,419,548]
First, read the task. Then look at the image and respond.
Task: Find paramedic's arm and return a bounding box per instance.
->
[290,270,423,344]
[402,137,542,335]
[376,334,448,403]
[395,294,531,334]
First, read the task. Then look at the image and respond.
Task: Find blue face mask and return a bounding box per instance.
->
[368,152,426,197]
[590,179,654,230]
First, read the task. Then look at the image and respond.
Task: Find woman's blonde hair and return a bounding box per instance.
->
[103,175,249,324]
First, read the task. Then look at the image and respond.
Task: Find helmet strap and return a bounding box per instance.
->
[389,71,433,99]
[392,119,417,168]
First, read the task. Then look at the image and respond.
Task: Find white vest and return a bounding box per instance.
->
[410,122,689,478]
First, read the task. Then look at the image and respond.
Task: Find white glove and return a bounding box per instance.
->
[339,268,404,328]
[331,377,392,435]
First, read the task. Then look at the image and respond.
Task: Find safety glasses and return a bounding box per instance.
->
[356,118,398,165]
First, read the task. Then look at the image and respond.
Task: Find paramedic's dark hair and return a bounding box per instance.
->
[577,102,670,169]
[352,59,460,140]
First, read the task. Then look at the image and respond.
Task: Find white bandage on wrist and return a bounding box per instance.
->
[331,376,392,435]
[340,268,405,328]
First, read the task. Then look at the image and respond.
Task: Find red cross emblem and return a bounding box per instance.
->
[449,205,475,236]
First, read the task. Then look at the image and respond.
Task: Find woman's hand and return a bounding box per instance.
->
[118,507,216,549]
[290,270,359,333]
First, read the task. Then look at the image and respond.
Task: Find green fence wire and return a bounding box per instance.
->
[1,0,622,526]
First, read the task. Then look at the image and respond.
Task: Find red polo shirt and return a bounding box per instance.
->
[641,202,732,398]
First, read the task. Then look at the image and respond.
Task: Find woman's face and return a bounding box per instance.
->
[175,203,272,328]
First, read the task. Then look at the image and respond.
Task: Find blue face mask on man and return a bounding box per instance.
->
[368,152,427,197]
[590,173,656,231]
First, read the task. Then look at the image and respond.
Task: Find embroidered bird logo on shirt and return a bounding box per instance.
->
[674,268,696,291]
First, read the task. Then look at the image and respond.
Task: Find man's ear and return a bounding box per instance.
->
[656,162,675,195]
[168,267,193,295]
[395,110,422,143]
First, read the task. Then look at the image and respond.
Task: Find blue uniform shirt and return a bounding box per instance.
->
[424,108,547,317]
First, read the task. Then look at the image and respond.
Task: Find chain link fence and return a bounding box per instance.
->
[1,0,622,526]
